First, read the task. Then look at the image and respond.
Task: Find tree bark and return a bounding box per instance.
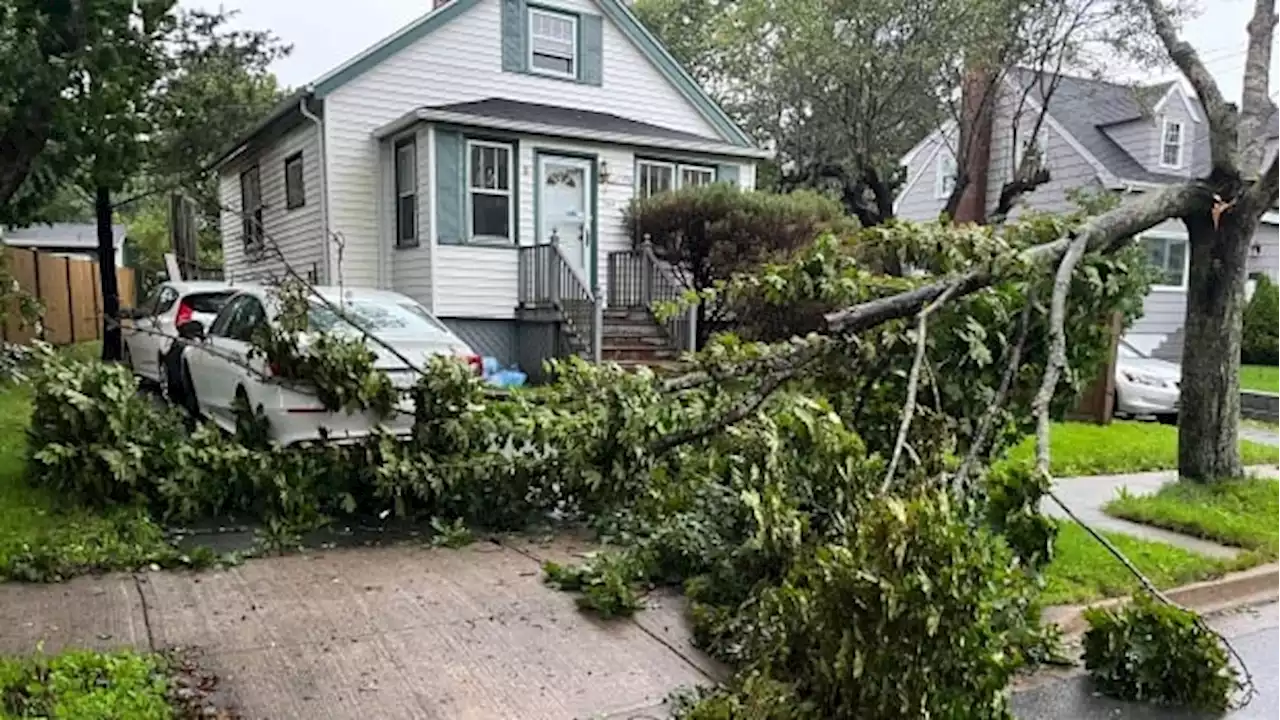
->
[1177,205,1258,481]
[96,185,123,362]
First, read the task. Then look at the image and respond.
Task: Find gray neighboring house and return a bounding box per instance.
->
[1,223,127,267]
[896,70,1279,361]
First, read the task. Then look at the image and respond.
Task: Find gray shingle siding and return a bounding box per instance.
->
[1249,222,1279,282]
[895,132,950,221]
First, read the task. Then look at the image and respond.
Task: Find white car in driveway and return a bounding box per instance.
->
[1115,340,1181,421]
[122,281,235,392]
[178,285,480,445]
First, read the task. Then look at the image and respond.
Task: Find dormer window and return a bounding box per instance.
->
[1160,119,1184,168]
[529,8,577,78]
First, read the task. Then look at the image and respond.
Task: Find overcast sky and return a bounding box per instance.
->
[186,0,1278,104]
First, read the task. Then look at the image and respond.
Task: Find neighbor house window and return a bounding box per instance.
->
[285,152,306,209]
[637,160,721,199]
[239,165,263,249]
[529,8,577,78]
[467,140,513,242]
[1142,235,1188,288]
[394,137,417,248]
[1160,119,1184,168]
[680,165,716,188]
[935,152,957,199]
[1012,126,1049,181]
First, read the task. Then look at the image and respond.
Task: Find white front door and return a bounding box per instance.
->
[538,155,593,280]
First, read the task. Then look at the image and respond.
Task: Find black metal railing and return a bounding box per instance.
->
[606,240,696,352]
[518,243,597,357]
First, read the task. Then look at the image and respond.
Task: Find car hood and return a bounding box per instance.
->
[1117,355,1181,381]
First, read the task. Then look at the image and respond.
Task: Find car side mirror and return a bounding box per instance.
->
[177,320,206,340]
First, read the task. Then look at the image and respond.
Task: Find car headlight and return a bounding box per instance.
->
[1122,372,1170,389]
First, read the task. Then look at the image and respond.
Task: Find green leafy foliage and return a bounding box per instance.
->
[1242,275,1279,365]
[985,462,1056,569]
[0,649,173,719]
[26,344,189,505]
[1083,592,1239,711]
[625,185,858,344]
[18,214,1175,713]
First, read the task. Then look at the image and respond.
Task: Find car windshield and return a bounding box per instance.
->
[307,299,453,337]
[1117,340,1144,359]
[185,292,235,313]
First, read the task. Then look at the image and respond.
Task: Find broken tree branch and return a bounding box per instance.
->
[1030,230,1090,476]
[882,281,962,493]
[824,182,1202,335]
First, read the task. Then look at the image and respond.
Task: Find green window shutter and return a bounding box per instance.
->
[717,164,741,187]
[436,130,464,244]
[502,0,527,73]
[580,14,603,86]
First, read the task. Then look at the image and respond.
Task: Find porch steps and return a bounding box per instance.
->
[601,307,682,368]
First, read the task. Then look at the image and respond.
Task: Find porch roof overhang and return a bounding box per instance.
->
[373,99,772,160]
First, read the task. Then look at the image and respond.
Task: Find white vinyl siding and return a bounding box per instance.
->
[323,0,722,287]
[219,122,324,283]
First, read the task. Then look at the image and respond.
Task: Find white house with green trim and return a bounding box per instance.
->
[213,0,766,374]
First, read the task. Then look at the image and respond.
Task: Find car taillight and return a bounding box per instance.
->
[175,301,193,327]
[457,353,483,376]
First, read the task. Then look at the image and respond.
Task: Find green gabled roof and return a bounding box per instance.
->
[311,0,752,147]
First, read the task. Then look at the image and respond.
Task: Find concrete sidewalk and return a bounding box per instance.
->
[1042,466,1279,559]
[0,538,721,719]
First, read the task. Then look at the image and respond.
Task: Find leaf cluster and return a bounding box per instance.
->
[1083,592,1240,711]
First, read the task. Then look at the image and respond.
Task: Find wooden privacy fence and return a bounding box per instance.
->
[2,247,136,346]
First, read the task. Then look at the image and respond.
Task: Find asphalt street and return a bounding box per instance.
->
[1013,602,1279,719]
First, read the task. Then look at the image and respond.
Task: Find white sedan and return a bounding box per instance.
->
[1114,340,1181,421]
[122,281,235,392]
[178,286,480,445]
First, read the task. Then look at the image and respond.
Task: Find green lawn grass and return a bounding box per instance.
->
[1040,522,1246,605]
[1003,420,1280,477]
[1240,364,1279,393]
[0,382,200,582]
[1105,477,1279,558]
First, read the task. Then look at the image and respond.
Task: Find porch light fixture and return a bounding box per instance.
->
[599,159,611,184]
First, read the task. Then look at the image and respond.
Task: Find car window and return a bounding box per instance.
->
[308,299,453,337]
[224,297,267,342]
[154,287,180,315]
[135,286,163,317]
[184,291,235,314]
[208,295,250,337]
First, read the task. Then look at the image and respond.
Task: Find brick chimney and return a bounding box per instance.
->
[952,69,995,224]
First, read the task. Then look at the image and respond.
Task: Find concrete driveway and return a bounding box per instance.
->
[0,538,722,719]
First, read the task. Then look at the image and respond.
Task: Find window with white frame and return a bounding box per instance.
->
[1160,119,1184,168]
[637,160,719,199]
[1012,126,1049,181]
[529,8,577,78]
[394,137,417,248]
[239,165,263,249]
[1141,235,1188,288]
[680,165,716,188]
[935,152,957,199]
[467,140,514,242]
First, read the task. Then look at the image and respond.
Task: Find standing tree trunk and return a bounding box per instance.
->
[1177,194,1267,480]
[96,185,122,362]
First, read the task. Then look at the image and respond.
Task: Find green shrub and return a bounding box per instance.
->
[1242,275,1279,365]
[986,462,1057,569]
[26,344,188,505]
[625,185,858,344]
[679,492,1037,720]
[1083,592,1239,711]
[0,649,173,719]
